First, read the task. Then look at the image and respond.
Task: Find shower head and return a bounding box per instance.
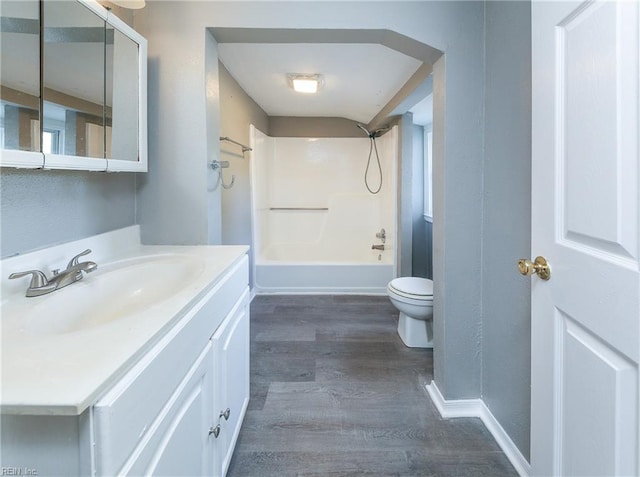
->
[370,127,389,138]
[356,123,389,139]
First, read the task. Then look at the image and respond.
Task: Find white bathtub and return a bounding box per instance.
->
[254,243,394,294]
[250,127,398,295]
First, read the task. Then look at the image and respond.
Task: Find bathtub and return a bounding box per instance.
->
[250,126,398,295]
[254,243,394,294]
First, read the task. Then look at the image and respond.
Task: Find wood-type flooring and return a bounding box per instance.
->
[227,295,519,477]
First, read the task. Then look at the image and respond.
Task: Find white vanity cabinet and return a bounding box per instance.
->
[0,249,250,477]
[93,257,250,476]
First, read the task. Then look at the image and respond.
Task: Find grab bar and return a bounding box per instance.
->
[220,136,252,153]
[269,207,329,211]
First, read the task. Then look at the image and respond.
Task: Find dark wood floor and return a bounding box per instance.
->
[227,295,518,477]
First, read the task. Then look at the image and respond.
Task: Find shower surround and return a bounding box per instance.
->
[250,125,397,294]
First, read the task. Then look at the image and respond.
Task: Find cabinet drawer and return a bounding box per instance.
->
[93,255,248,476]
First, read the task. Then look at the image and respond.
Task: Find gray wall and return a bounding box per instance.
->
[411,123,428,279]
[397,113,414,277]
[135,15,221,245]
[0,169,136,258]
[482,1,532,459]
[429,7,485,402]
[270,117,364,137]
[218,62,269,248]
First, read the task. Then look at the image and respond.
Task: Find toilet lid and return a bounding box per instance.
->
[389,277,433,298]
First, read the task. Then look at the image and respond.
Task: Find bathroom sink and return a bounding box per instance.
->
[26,254,204,335]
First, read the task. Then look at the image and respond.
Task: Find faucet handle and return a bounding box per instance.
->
[67,249,92,268]
[9,270,49,288]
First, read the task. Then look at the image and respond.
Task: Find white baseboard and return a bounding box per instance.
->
[426,381,531,477]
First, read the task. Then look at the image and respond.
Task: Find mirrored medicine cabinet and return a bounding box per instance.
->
[0,0,147,172]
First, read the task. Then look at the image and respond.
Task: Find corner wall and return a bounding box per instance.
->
[218,62,269,250]
[482,0,532,459]
[135,9,219,245]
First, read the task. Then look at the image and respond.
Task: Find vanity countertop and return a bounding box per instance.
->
[0,227,249,416]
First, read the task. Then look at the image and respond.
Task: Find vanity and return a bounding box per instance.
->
[1,227,250,476]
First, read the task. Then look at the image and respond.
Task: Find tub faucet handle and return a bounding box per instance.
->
[375,228,386,243]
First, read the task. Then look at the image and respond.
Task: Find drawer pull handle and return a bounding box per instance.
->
[220,408,231,421]
[209,425,221,438]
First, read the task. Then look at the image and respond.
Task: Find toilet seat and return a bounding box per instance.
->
[388,277,433,302]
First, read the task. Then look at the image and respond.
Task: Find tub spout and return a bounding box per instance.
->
[371,244,385,251]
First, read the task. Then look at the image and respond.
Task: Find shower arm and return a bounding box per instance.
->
[356,124,390,139]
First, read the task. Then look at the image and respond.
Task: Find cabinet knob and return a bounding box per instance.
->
[220,408,231,421]
[209,425,220,438]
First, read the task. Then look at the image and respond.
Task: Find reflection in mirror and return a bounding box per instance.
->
[0,1,40,153]
[43,0,105,159]
[105,23,139,162]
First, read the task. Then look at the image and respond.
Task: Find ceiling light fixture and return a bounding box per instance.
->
[288,74,323,94]
[108,0,146,9]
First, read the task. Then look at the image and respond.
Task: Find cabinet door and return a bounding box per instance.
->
[119,343,215,476]
[212,288,250,476]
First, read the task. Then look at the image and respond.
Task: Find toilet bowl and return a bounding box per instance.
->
[387,277,433,348]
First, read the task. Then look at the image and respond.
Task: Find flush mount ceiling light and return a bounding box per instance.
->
[287,74,323,94]
[109,0,146,9]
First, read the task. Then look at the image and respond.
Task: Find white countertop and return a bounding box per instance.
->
[0,227,249,415]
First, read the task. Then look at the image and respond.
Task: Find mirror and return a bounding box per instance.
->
[0,1,41,154]
[0,0,146,172]
[43,0,106,162]
[105,21,140,163]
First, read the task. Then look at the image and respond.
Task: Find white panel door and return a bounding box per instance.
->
[531,1,639,476]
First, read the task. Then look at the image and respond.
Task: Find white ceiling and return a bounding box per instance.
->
[217,42,425,125]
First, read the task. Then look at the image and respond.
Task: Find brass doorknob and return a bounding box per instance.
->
[518,256,551,280]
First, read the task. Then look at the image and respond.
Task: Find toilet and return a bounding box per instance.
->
[387,277,433,348]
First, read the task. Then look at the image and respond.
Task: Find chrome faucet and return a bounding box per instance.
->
[375,228,386,244]
[9,249,98,297]
[371,244,385,251]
